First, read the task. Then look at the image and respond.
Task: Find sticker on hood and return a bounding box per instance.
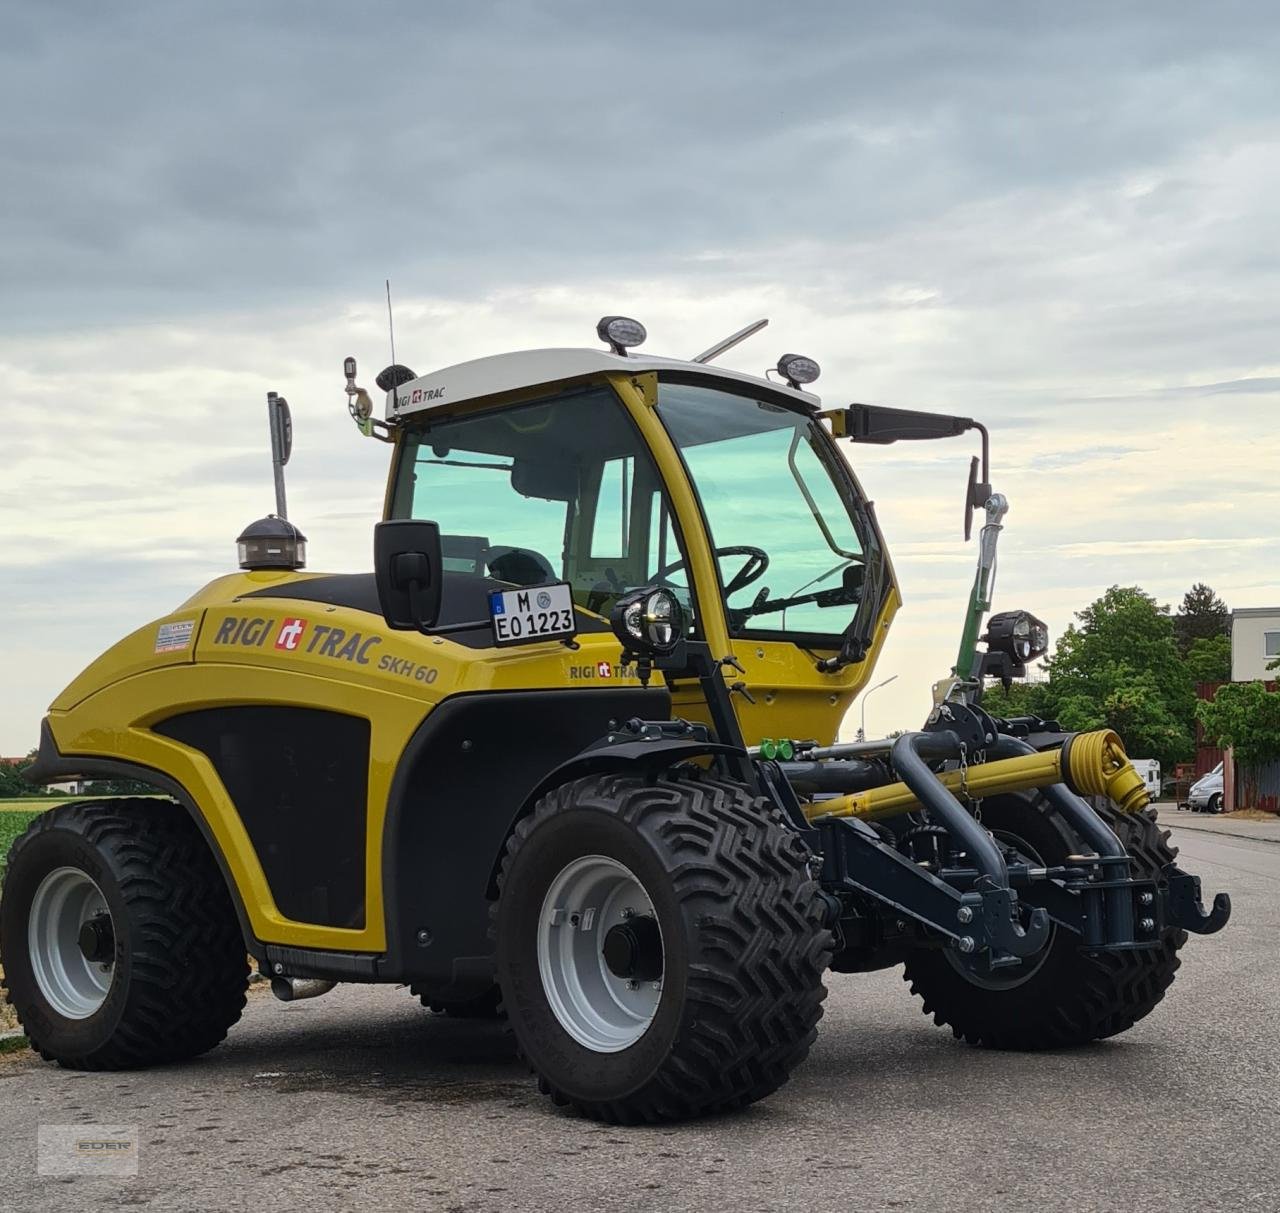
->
[155,620,196,654]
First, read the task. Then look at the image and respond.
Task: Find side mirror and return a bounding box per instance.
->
[374,520,443,631]
[963,456,993,540]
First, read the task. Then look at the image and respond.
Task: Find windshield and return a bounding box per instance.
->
[655,380,883,644]
[390,385,696,624]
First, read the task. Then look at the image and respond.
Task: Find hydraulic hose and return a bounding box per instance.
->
[775,758,884,794]
[888,731,1009,886]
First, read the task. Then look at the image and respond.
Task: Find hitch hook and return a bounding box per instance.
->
[1164,868,1232,935]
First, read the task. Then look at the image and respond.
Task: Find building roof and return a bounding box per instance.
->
[386,347,823,421]
[1231,607,1280,619]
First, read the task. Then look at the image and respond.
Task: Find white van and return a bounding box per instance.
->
[1129,758,1161,803]
[1187,762,1225,814]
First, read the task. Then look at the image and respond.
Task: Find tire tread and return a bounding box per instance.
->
[904,800,1185,1049]
[1,799,248,1069]
[494,771,831,1122]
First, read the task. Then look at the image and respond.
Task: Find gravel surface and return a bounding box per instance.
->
[0,826,1274,1212]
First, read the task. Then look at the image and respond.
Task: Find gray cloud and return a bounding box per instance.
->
[4,2,1279,334]
[3,2,1280,748]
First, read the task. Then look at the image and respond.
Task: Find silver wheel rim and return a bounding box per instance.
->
[537,855,664,1053]
[28,867,115,1019]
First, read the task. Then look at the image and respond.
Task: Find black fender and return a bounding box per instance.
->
[376,687,677,996]
[492,731,747,891]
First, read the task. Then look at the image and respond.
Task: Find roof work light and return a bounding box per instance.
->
[776,353,821,389]
[597,316,647,355]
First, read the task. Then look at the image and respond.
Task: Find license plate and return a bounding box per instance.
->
[488,582,578,647]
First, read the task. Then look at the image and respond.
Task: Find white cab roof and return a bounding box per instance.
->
[387,347,822,420]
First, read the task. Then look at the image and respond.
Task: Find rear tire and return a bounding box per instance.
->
[0,799,249,1069]
[903,795,1185,1049]
[493,770,831,1122]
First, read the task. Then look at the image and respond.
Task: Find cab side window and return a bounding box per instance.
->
[393,387,695,627]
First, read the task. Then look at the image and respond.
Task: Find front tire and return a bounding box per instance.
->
[1,799,249,1069]
[493,770,831,1122]
[1207,794,1223,815]
[903,795,1185,1049]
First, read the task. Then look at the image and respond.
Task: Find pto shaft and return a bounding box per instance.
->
[804,728,1148,823]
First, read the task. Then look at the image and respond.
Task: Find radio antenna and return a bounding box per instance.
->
[691,318,769,364]
[385,278,398,372]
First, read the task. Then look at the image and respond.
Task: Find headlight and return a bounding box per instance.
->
[610,587,684,654]
[983,610,1049,665]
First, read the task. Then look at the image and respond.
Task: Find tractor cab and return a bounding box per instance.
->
[351,320,907,746]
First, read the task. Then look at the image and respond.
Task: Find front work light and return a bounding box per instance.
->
[985,610,1049,664]
[611,586,683,653]
[980,609,1049,689]
[776,353,820,388]
[597,315,647,355]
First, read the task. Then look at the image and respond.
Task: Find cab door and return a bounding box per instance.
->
[611,373,900,748]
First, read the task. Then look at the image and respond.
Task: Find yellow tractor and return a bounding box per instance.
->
[2,316,1229,1122]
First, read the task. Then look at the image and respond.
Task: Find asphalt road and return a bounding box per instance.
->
[1,826,1276,1212]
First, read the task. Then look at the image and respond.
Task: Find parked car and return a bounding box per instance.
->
[1185,762,1224,814]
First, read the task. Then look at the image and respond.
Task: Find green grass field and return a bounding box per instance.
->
[0,805,49,1033]
[0,810,42,875]
[0,798,163,881]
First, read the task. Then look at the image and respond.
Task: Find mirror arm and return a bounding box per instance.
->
[825,403,989,484]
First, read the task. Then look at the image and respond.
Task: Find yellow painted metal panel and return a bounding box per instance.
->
[43,582,652,951]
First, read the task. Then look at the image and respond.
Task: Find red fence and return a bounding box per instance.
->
[1195,681,1280,813]
[1193,682,1227,777]
[1237,760,1280,814]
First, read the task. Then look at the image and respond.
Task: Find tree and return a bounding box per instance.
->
[0,761,32,798]
[0,752,59,799]
[1184,634,1231,685]
[982,679,1053,721]
[1198,682,1280,767]
[1039,586,1195,768]
[1174,583,1229,654]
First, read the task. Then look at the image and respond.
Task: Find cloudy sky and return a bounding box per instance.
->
[2,2,1278,753]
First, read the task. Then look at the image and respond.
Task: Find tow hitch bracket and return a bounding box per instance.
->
[1163,866,1231,935]
[815,817,1047,970]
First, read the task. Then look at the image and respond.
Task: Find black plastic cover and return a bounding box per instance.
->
[154,706,369,929]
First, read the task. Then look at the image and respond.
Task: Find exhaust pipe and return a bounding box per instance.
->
[270,977,337,1003]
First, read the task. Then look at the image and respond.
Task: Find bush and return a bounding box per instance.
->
[1197,682,1280,768]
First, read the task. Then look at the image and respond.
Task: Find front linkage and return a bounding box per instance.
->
[759,700,1230,975]
[595,656,1229,982]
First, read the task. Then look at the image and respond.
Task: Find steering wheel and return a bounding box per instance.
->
[653,545,770,597]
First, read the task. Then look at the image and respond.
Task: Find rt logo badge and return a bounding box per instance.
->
[275,618,307,651]
[536,590,553,610]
